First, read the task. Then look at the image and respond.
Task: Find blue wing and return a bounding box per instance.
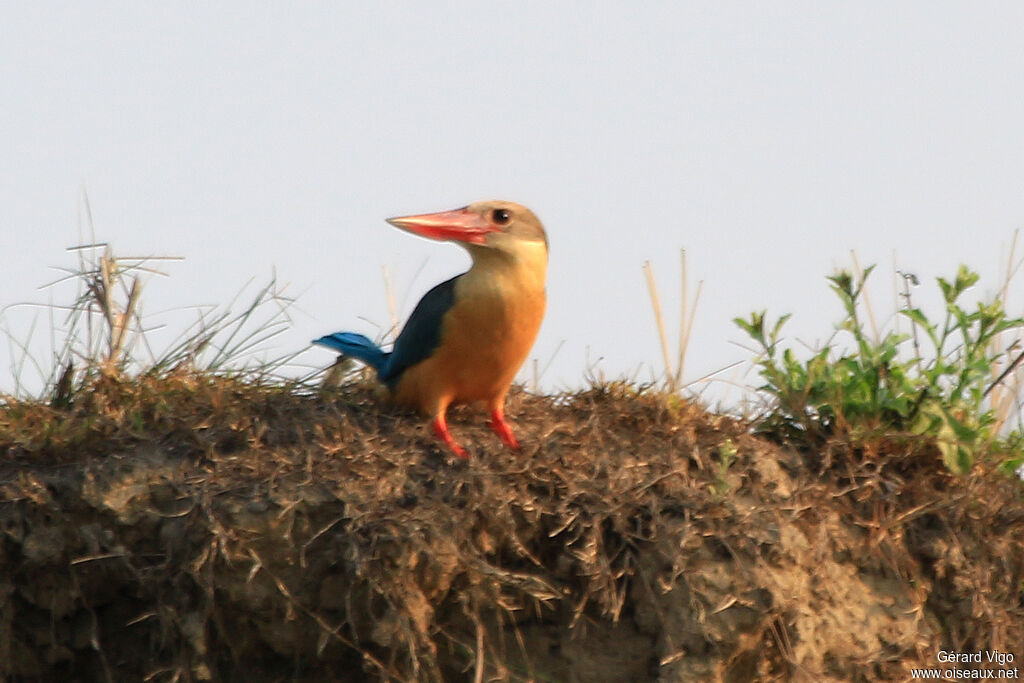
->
[313,274,460,389]
[381,274,459,386]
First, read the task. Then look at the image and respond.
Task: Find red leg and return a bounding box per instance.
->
[488,406,521,451]
[431,414,468,459]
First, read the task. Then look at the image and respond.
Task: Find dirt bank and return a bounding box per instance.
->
[1,373,1022,681]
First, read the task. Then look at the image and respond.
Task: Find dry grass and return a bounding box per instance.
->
[1,369,1022,681]
[987,231,1024,434]
[643,250,703,394]
[1,240,1023,681]
[2,241,300,406]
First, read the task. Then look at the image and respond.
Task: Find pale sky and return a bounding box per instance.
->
[3,4,1024,407]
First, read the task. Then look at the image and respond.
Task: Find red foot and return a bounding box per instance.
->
[488,408,521,451]
[431,415,468,459]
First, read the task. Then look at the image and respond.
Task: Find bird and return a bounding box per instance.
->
[313,200,548,458]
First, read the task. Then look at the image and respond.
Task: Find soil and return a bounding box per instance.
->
[1,373,1022,681]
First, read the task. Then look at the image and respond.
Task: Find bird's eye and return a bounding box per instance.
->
[492,209,511,225]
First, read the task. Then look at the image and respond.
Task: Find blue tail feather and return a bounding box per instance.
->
[312,332,389,373]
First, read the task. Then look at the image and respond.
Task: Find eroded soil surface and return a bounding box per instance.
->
[1,375,1022,681]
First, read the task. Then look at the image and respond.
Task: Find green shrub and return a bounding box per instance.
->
[736,265,1024,474]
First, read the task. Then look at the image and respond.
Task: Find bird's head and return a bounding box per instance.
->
[386,200,548,257]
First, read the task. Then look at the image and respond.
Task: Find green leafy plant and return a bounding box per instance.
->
[736,265,1024,474]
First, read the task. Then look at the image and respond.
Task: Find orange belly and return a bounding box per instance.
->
[390,283,545,417]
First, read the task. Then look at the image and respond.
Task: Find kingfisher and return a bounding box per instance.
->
[314,200,548,458]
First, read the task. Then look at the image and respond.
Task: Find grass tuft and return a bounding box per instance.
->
[3,240,302,405]
[643,249,703,393]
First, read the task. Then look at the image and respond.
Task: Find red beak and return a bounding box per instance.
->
[386,207,495,245]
